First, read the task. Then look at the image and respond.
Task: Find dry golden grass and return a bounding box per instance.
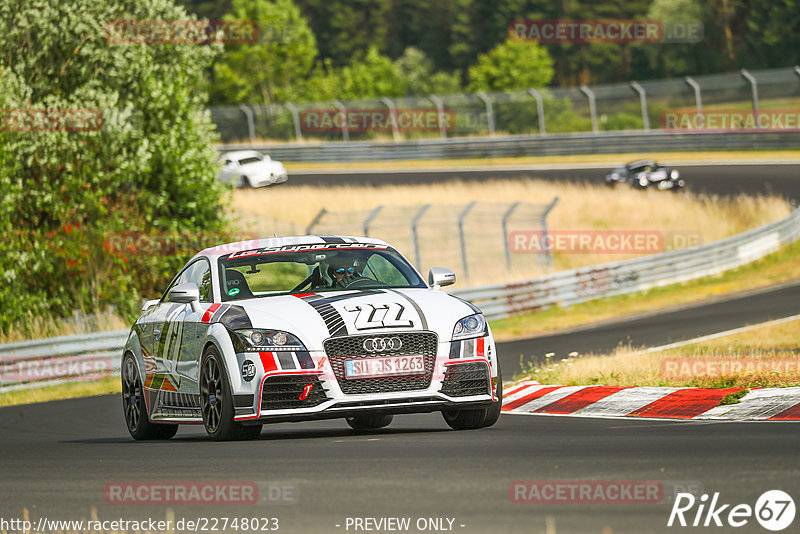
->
[0,309,130,343]
[526,317,800,388]
[230,178,790,287]
[0,376,120,407]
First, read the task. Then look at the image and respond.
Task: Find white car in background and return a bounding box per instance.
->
[218,150,288,188]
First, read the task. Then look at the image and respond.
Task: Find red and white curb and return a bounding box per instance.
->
[502,380,800,420]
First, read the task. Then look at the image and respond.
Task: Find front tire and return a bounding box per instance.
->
[442,365,502,430]
[346,414,393,430]
[121,353,178,440]
[200,346,262,441]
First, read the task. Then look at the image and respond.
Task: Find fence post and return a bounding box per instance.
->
[285,102,302,142]
[740,69,760,128]
[579,85,598,133]
[685,76,703,125]
[630,81,650,131]
[333,100,349,142]
[411,204,431,269]
[476,92,495,136]
[380,97,401,141]
[305,208,327,234]
[428,94,447,139]
[238,104,256,144]
[362,205,383,237]
[457,202,477,279]
[528,88,546,134]
[540,197,559,267]
[501,201,521,269]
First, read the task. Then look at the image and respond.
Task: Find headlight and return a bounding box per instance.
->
[670,169,679,179]
[235,329,305,351]
[452,313,486,341]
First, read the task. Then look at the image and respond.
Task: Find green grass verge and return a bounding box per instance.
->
[490,238,800,341]
[0,376,120,408]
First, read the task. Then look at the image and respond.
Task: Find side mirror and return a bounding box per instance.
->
[428,267,456,289]
[168,283,204,314]
[141,299,159,312]
[168,283,200,303]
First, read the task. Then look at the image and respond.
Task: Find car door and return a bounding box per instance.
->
[219,158,237,184]
[173,258,214,393]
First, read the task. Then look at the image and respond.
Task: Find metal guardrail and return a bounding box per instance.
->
[2,207,798,391]
[0,330,127,392]
[451,207,800,320]
[220,130,800,163]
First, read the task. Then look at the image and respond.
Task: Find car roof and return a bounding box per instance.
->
[627,159,656,167]
[196,235,391,260]
[219,150,265,161]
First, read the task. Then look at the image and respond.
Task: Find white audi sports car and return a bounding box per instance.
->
[217,150,288,188]
[121,236,502,441]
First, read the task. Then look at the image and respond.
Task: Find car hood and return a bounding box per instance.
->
[227,288,477,350]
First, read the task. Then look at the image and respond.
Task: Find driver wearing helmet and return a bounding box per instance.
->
[328,257,360,288]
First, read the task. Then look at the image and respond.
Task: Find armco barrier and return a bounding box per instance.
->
[0,330,127,392]
[1,207,798,391]
[451,207,800,320]
[219,130,800,163]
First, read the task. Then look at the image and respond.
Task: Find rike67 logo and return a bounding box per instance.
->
[668,490,795,531]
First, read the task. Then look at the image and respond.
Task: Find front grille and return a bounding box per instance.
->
[323,332,438,394]
[261,375,328,411]
[440,362,490,397]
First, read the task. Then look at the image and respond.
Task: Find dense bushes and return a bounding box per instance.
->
[0,0,231,335]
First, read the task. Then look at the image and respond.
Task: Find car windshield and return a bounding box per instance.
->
[217,243,427,301]
[238,156,262,165]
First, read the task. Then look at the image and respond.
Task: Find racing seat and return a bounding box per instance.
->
[224,269,254,299]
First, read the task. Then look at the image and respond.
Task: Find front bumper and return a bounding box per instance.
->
[233,333,498,423]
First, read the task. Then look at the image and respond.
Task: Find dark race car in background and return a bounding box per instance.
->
[605,160,685,191]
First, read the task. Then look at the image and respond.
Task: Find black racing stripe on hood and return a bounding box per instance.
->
[388,290,428,331]
[212,305,252,330]
[297,294,347,336]
[320,236,346,243]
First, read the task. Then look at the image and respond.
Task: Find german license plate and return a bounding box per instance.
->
[344,355,425,379]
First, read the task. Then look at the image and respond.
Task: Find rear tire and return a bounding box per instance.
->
[346,414,393,430]
[200,346,262,441]
[121,353,179,440]
[442,364,502,430]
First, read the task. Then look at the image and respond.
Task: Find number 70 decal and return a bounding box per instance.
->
[344,302,414,330]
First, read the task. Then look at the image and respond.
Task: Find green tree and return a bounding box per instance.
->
[467,38,554,92]
[209,0,318,104]
[394,47,462,96]
[0,0,228,333]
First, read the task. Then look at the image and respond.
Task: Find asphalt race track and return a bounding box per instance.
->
[2,282,799,534]
[1,394,799,534]
[2,163,799,534]
[288,163,800,200]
